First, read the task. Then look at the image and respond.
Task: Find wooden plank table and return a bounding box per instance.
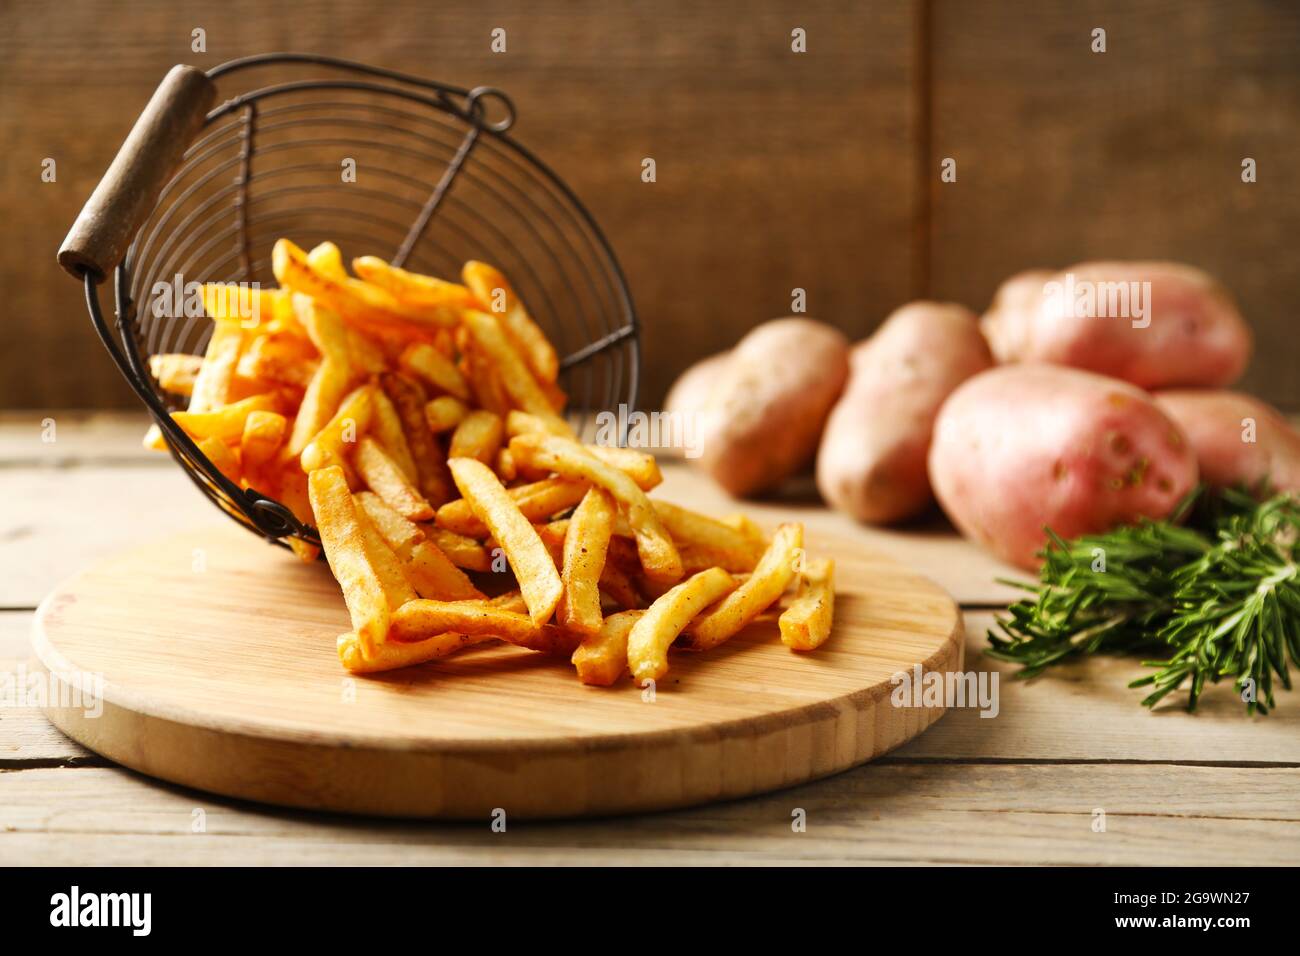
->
[2,413,1297,865]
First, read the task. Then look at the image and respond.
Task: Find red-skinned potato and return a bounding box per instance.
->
[672,318,849,497]
[663,350,730,425]
[929,366,1198,570]
[816,302,992,524]
[1155,389,1300,494]
[981,262,1251,389]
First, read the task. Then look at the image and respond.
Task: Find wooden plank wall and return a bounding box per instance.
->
[1,0,1297,411]
[928,0,1300,409]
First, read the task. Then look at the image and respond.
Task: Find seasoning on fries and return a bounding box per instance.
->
[146,237,837,684]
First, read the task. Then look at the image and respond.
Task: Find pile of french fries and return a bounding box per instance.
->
[146,238,836,684]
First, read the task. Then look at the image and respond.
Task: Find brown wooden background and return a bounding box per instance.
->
[2,0,1297,411]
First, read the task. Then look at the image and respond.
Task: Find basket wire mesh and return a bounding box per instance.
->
[77,54,639,548]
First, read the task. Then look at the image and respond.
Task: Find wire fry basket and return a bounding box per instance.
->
[59,54,639,548]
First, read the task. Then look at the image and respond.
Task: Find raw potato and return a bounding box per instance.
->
[1155,389,1300,494]
[816,302,992,524]
[678,318,849,497]
[662,350,730,423]
[980,261,1252,389]
[928,365,1199,570]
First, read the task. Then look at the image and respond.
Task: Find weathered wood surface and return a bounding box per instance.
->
[2,414,1297,864]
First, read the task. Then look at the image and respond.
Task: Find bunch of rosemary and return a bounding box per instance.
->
[987,487,1300,714]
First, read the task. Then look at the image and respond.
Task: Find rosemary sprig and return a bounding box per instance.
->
[987,487,1300,714]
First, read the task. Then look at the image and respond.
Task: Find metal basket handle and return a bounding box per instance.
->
[58,65,216,282]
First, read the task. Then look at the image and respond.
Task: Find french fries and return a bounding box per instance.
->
[392,600,580,656]
[171,393,279,442]
[150,353,203,394]
[461,309,571,433]
[381,371,456,507]
[447,457,563,625]
[627,568,739,682]
[424,395,469,433]
[309,466,395,658]
[240,410,288,471]
[572,610,644,686]
[400,342,471,401]
[354,436,433,521]
[681,523,804,651]
[146,239,837,684]
[559,487,616,635]
[462,260,560,383]
[779,558,835,651]
[508,433,683,586]
[435,476,589,538]
[448,409,504,465]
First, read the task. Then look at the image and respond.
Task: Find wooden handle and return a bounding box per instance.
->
[58,65,217,282]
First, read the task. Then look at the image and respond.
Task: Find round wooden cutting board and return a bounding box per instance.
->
[32,523,962,819]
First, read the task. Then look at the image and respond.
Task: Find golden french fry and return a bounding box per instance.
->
[292,292,347,361]
[356,491,480,599]
[719,513,769,548]
[508,434,682,585]
[345,328,388,375]
[273,238,458,334]
[779,558,834,651]
[287,361,347,456]
[653,501,764,572]
[404,540,484,600]
[171,393,279,442]
[354,491,425,558]
[142,423,167,451]
[353,256,478,309]
[495,447,517,482]
[188,323,243,412]
[338,629,489,673]
[288,538,321,563]
[381,371,456,507]
[681,522,804,651]
[200,282,281,330]
[626,567,738,683]
[530,519,567,568]
[236,333,319,389]
[461,342,513,418]
[308,465,394,657]
[678,543,760,575]
[368,388,418,483]
[265,462,320,562]
[301,384,375,473]
[149,354,203,394]
[391,600,578,656]
[560,487,615,636]
[355,436,433,521]
[448,409,504,465]
[505,410,572,438]
[196,435,240,484]
[357,507,418,612]
[586,445,662,490]
[599,560,643,611]
[462,260,560,383]
[435,476,589,537]
[424,395,468,433]
[400,341,471,400]
[447,457,563,625]
[240,409,287,471]
[307,241,348,279]
[426,526,492,572]
[572,610,644,686]
[337,592,528,672]
[461,309,571,432]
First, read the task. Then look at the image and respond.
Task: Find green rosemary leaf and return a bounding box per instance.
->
[987,487,1300,714]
